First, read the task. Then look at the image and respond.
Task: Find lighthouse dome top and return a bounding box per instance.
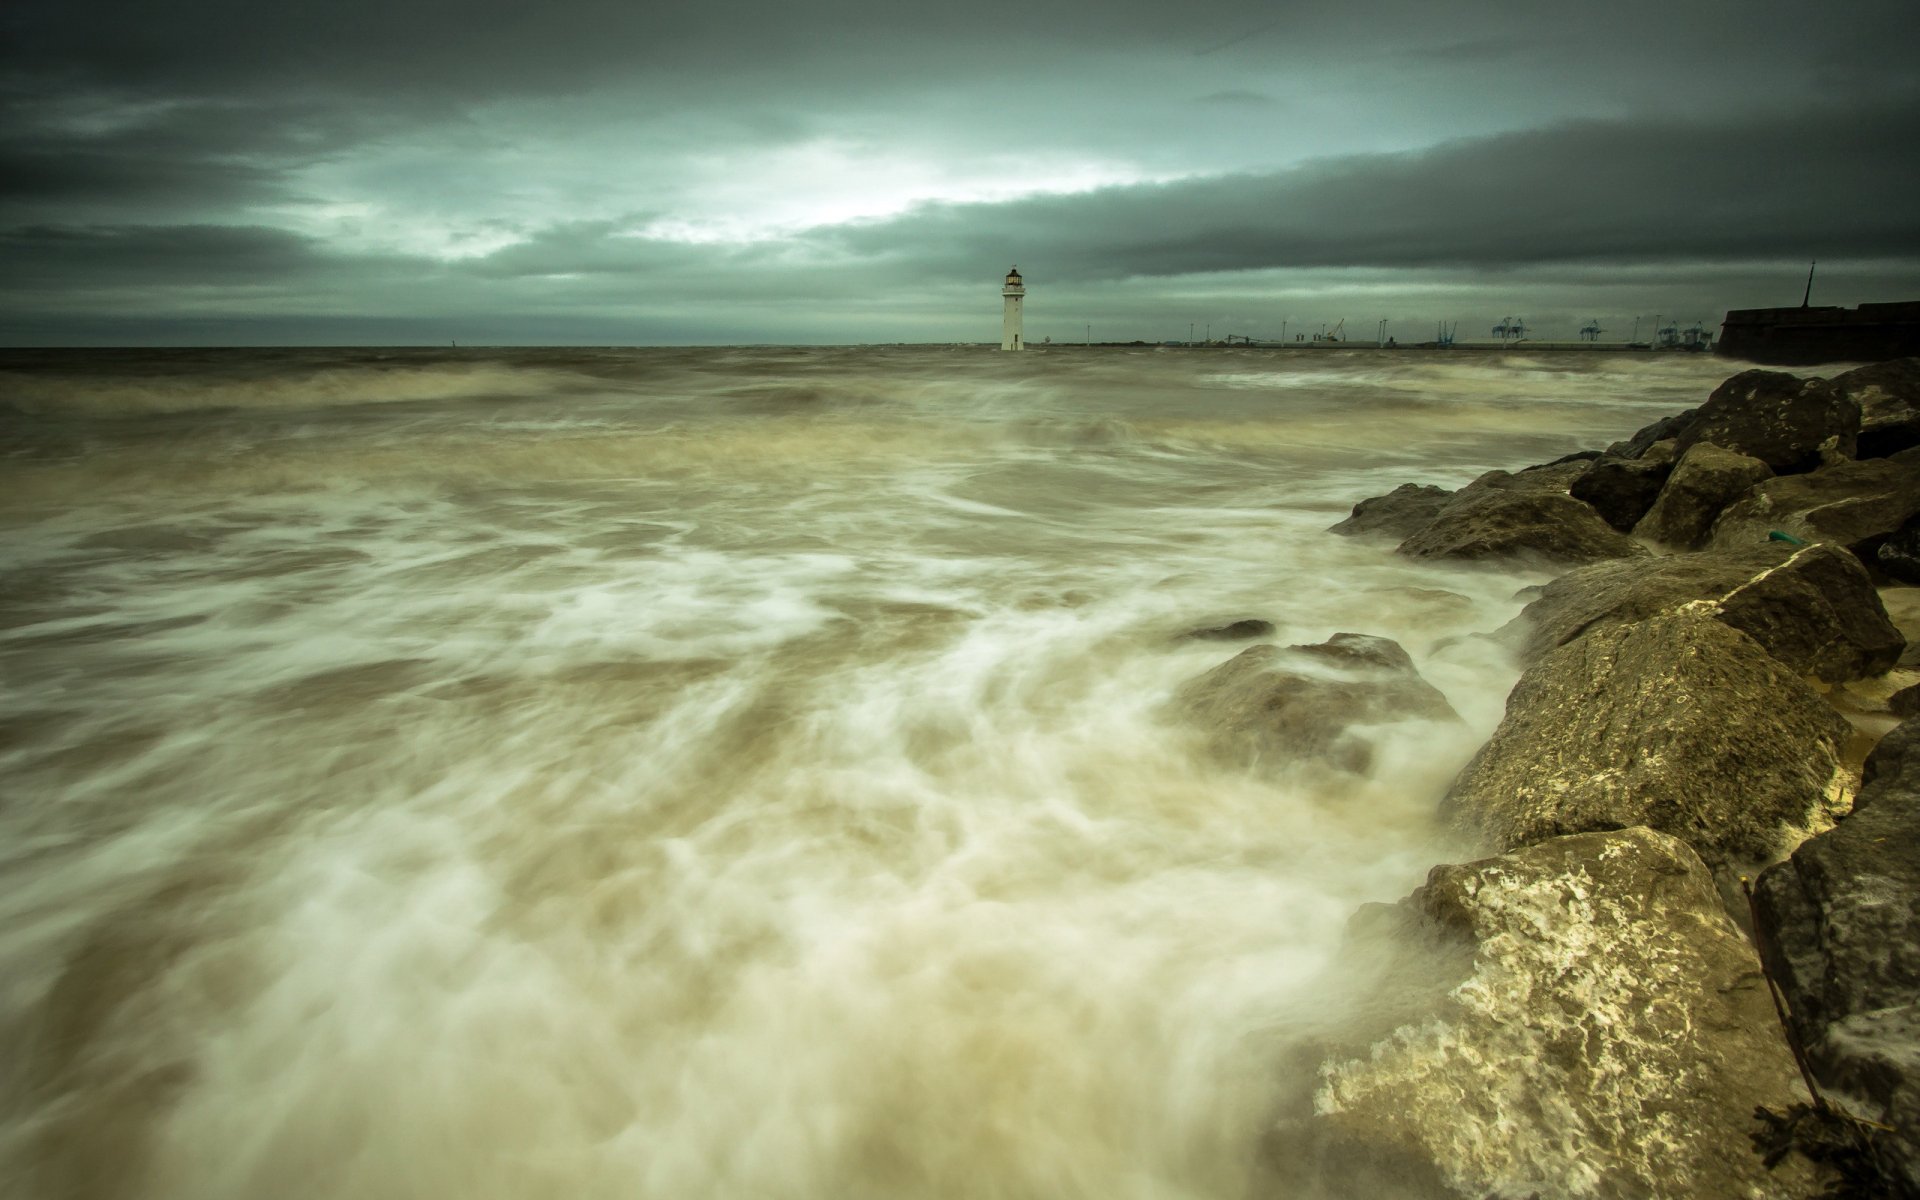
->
[1005,266,1022,285]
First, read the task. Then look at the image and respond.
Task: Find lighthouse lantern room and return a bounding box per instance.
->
[1000,266,1025,351]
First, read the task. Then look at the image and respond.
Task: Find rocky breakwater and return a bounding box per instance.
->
[1205,360,1920,1197]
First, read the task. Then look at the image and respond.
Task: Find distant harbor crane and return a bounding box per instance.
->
[1580,319,1603,342]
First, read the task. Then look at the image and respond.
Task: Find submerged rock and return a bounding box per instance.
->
[1634,441,1773,550]
[1673,369,1861,475]
[1445,611,1854,867]
[1175,633,1457,774]
[1753,716,1920,1196]
[1327,483,1453,539]
[1180,618,1275,642]
[1396,488,1650,565]
[1299,827,1822,1200]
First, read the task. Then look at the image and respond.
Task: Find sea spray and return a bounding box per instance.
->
[0,346,1738,1199]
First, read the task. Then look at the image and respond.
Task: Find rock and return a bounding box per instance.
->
[1673,369,1861,475]
[1832,357,1920,421]
[1495,546,1789,663]
[1608,407,1700,459]
[1709,542,1907,682]
[1634,442,1774,549]
[1569,454,1673,531]
[1835,359,1920,460]
[1396,488,1651,565]
[1752,715,1920,1194]
[1880,512,1920,583]
[1175,633,1457,774]
[1891,681,1920,718]
[1444,611,1854,867]
[1301,827,1823,1200]
[1541,448,1605,467]
[1328,483,1453,539]
[1709,455,1920,560]
[1859,414,1920,461]
[1506,541,1907,684]
[1461,458,1592,495]
[1181,618,1275,641]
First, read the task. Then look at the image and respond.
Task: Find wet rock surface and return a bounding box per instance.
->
[1444,611,1853,866]
[1753,716,1920,1195]
[1295,827,1822,1200]
[1176,633,1458,774]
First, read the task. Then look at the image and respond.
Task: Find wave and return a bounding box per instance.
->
[0,360,601,416]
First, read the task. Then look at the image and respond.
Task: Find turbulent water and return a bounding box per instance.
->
[0,345,1738,1199]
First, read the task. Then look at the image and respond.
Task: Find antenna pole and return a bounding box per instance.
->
[1802,260,1817,308]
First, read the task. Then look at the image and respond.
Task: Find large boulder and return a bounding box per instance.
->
[1833,358,1920,459]
[1445,611,1854,867]
[1710,542,1908,681]
[1297,827,1824,1200]
[1496,546,1791,663]
[1752,715,1920,1195]
[1569,453,1674,531]
[1673,369,1861,474]
[1494,542,1903,682]
[1396,488,1650,565]
[1327,483,1452,539]
[1633,441,1773,549]
[1709,454,1920,560]
[1175,633,1458,774]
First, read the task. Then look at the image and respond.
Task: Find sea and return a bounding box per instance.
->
[0,345,1739,1199]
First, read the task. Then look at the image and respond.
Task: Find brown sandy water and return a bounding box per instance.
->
[0,345,1736,1199]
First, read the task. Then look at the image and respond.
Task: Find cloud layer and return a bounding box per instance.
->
[3,0,1917,343]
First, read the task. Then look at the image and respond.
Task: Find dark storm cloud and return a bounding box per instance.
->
[0,223,399,288]
[821,97,1920,280]
[0,95,384,219]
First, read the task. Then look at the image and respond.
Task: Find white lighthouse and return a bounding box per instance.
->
[1000,266,1025,351]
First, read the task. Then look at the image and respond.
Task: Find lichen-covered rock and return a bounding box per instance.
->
[1753,716,1920,1195]
[1634,441,1773,549]
[1709,454,1920,559]
[1570,453,1673,532]
[1396,488,1650,565]
[1327,483,1453,539]
[1673,369,1861,474]
[1301,827,1822,1200]
[1445,611,1854,866]
[1175,633,1457,774]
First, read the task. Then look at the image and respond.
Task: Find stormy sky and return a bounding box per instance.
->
[3,0,1917,345]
